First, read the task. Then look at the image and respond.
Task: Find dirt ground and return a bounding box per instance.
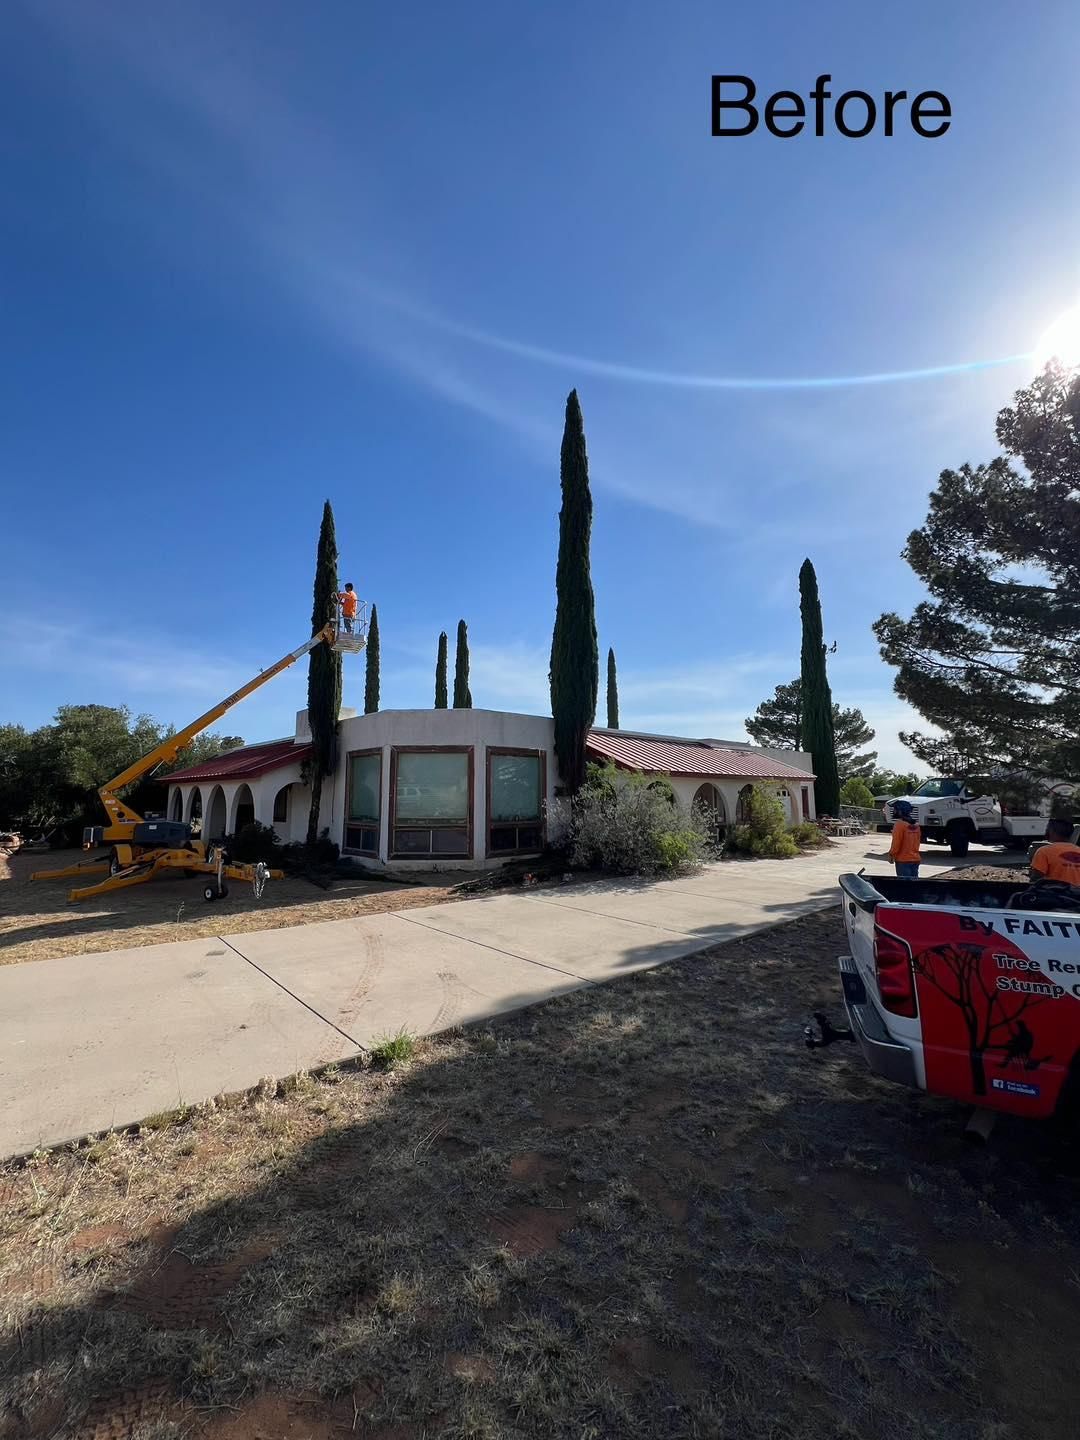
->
[0,850,460,967]
[4,907,1080,1440]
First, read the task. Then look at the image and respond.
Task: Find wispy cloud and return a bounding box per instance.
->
[0,616,240,699]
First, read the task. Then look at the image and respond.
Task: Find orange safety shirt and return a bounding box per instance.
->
[1031,842,1080,886]
[889,820,921,864]
[340,590,358,617]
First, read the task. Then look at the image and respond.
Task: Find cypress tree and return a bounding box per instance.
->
[606,647,619,729]
[364,604,380,715]
[306,500,343,843]
[454,620,471,708]
[799,559,840,816]
[549,389,599,794]
[435,633,448,709]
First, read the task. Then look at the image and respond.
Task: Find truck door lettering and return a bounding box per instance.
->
[960,916,996,935]
[995,975,1065,999]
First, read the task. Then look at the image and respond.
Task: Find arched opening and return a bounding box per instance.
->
[186,788,203,836]
[205,785,227,841]
[692,782,727,843]
[230,783,255,837]
[170,789,183,822]
[272,784,291,826]
[736,784,754,825]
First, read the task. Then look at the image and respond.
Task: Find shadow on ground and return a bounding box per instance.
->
[4,910,1080,1440]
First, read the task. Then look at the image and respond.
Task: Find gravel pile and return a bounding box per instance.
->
[934,865,1029,883]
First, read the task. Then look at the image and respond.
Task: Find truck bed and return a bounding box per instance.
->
[842,872,1031,913]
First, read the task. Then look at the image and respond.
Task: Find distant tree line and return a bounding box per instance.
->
[0,707,243,844]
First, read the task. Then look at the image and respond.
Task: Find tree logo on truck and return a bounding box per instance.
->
[912,942,1057,1098]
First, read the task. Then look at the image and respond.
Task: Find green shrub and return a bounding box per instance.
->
[228,820,282,864]
[370,1029,416,1069]
[570,765,712,876]
[279,829,341,875]
[726,786,799,858]
[839,777,875,808]
[789,821,829,848]
[655,830,696,870]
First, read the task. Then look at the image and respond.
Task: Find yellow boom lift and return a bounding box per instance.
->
[32,612,366,904]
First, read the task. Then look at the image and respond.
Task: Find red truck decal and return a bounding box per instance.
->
[880,909,1080,1117]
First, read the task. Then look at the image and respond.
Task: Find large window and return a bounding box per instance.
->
[391,748,472,858]
[488,749,544,855]
[344,749,382,854]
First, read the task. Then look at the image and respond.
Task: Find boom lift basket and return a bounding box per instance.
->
[332,599,368,654]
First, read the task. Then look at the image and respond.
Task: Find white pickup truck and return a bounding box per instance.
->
[835,869,1080,1122]
[882,777,1076,857]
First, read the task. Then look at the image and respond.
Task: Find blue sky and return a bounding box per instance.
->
[3,2,1079,769]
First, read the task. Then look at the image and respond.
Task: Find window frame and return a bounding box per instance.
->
[343,747,383,857]
[389,745,473,860]
[272,784,290,824]
[486,747,546,858]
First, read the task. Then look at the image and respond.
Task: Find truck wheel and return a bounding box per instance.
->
[108,849,123,876]
[203,884,217,902]
[947,822,972,857]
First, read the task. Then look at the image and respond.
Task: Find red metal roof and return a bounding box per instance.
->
[587,731,815,781]
[166,739,311,785]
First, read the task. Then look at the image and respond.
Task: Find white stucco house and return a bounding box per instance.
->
[586,730,816,831]
[165,707,559,873]
[163,710,816,874]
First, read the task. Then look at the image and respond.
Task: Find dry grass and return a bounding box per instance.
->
[0,850,460,967]
[4,908,1080,1439]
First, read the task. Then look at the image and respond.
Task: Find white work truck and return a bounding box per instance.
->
[883,778,1077,857]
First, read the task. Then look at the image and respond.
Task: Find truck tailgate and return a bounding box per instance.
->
[876,901,1080,1118]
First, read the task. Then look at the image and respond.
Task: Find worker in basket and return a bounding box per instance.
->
[1030,817,1080,886]
[338,582,359,633]
[888,800,922,879]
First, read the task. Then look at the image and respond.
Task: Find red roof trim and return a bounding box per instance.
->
[586,731,815,781]
[166,739,312,784]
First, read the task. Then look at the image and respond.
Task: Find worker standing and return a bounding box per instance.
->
[1030,818,1080,885]
[888,800,922,879]
[338,583,359,633]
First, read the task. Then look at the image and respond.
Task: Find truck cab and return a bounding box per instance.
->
[883,777,1049,856]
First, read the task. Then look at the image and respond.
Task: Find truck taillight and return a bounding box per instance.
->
[873,927,917,1018]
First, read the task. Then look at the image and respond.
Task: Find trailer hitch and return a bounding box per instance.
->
[804,1011,855,1050]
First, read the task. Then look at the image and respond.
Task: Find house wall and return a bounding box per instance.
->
[328,708,559,873]
[164,710,559,871]
[166,754,311,848]
[668,776,815,828]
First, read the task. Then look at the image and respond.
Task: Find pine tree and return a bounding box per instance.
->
[306,501,342,843]
[454,620,471,708]
[745,678,877,778]
[435,633,448,709]
[606,647,619,729]
[799,559,840,815]
[549,389,599,794]
[364,604,380,715]
[875,364,1080,778]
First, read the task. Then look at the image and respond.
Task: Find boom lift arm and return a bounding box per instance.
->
[31,616,362,902]
[99,623,336,830]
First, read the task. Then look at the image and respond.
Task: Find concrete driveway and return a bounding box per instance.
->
[2,837,883,1156]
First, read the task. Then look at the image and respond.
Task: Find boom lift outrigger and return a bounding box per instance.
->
[32,612,366,904]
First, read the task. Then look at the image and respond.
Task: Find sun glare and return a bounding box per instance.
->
[1033,301,1080,370]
